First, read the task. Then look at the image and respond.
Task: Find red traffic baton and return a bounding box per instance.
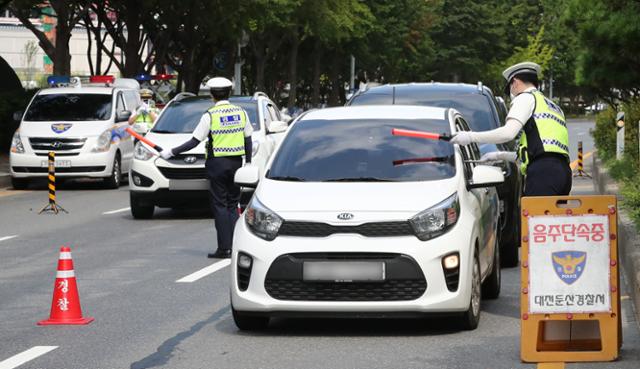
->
[391,128,451,141]
[125,127,164,152]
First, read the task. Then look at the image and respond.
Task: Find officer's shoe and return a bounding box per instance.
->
[208,249,231,259]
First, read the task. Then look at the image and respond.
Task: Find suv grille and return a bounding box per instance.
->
[29,137,86,151]
[158,167,206,180]
[278,221,414,237]
[265,253,427,301]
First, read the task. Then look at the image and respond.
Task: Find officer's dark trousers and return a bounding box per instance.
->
[205,156,243,251]
[524,154,572,196]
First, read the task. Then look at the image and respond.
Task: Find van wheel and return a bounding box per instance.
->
[232,306,269,331]
[460,251,481,330]
[11,177,29,190]
[130,192,154,219]
[482,244,501,299]
[104,154,121,189]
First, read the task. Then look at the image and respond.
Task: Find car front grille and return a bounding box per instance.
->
[29,137,86,151]
[264,253,427,302]
[278,221,414,237]
[12,166,105,173]
[158,167,206,180]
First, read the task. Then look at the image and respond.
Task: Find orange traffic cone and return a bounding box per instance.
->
[38,246,94,325]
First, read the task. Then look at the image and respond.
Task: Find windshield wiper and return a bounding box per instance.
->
[152,129,178,134]
[268,175,306,182]
[323,177,395,182]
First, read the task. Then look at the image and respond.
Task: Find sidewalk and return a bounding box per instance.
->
[0,153,9,188]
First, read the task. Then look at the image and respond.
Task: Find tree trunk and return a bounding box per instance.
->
[53,23,72,75]
[328,53,341,107]
[254,42,266,92]
[287,31,299,110]
[311,39,322,108]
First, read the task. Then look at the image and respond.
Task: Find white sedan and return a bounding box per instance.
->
[230,105,503,330]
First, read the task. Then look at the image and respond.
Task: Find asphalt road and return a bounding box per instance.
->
[1,119,639,369]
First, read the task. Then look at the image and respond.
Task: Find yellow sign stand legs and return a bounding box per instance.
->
[520,195,620,363]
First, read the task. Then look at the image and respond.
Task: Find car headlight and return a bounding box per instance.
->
[252,140,259,157]
[92,129,112,152]
[245,196,283,241]
[10,130,24,153]
[409,193,459,241]
[134,141,155,161]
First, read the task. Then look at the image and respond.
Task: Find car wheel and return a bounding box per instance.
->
[103,154,121,189]
[11,177,29,190]
[482,244,501,299]
[460,251,481,330]
[232,306,269,331]
[130,192,154,219]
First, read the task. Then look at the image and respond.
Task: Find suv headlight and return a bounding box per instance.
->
[409,193,460,241]
[134,141,154,161]
[92,129,112,152]
[245,197,283,241]
[10,130,24,153]
[252,140,259,157]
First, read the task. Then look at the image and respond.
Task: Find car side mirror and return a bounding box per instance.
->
[116,110,132,122]
[13,111,23,122]
[469,165,504,188]
[235,165,260,188]
[268,120,288,134]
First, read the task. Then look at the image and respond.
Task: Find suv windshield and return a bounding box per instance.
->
[152,98,260,133]
[268,119,455,182]
[350,90,498,132]
[24,94,112,121]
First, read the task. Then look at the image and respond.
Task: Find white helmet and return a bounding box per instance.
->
[206,77,233,90]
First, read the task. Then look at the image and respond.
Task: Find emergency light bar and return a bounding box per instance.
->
[89,75,115,84]
[134,73,152,81]
[47,75,71,86]
[153,74,175,81]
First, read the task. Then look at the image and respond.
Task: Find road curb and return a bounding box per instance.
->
[592,153,640,322]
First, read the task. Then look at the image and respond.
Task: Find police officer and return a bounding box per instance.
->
[450,61,571,196]
[160,77,253,258]
[128,88,158,134]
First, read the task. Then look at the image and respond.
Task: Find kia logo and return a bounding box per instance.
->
[183,156,197,164]
[337,213,354,220]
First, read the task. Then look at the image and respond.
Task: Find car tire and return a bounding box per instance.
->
[130,192,154,219]
[232,307,269,331]
[11,177,29,190]
[460,251,481,330]
[482,244,501,300]
[103,154,121,189]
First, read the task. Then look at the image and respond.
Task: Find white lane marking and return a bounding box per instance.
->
[0,235,17,242]
[102,207,130,215]
[176,259,231,283]
[0,346,58,369]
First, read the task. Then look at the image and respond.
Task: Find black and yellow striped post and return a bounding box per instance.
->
[573,141,592,178]
[39,151,68,214]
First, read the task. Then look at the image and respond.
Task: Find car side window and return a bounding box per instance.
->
[261,100,273,127]
[267,103,279,122]
[116,92,126,113]
[455,118,474,180]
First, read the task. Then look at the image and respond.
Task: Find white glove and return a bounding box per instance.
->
[450,131,474,145]
[480,151,517,163]
[160,149,174,160]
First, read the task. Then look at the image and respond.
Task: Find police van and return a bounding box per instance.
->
[10,76,141,189]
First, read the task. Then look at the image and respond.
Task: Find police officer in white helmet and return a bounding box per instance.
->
[450,61,571,196]
[160,77,253,258]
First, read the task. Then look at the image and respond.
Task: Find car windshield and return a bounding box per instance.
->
[152,99,260,133]
[350,90,498,132]
[268,119,455,182]
[24,94,112,121]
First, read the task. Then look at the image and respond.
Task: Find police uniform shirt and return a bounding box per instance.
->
[506,86,537,128]
[192,100,254,142]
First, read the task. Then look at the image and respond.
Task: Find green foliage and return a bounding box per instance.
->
[592,106,618,161]
[620,179,640,226]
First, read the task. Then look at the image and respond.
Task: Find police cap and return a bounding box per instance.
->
[502,61,541,94]
[206,77,233,90]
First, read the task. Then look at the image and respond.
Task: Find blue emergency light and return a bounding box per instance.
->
[47,75,71,86]
[134,73,152,81]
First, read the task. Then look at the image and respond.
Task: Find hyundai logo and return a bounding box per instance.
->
[337,213,354,220]
[183,156,197,164]
[51,141,63,149]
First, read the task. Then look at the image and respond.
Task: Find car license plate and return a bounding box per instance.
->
[41,160,71,168]
[303,261,385,282]
[168,179,209,190]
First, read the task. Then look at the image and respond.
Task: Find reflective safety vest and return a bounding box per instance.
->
[134,109,156,130]
[518,90,569,175]
[206,103,247,158]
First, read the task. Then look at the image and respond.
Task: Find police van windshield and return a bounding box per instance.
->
[152,99,260,133]
[267,119,456,182]
[24,94,112,121]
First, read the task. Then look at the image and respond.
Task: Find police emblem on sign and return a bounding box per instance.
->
[51,123,72,134]
[552,251,587,285]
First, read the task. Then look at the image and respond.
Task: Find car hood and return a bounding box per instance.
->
[19,121,113,137]
[145,133,206,153]
[255,177,459,221]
